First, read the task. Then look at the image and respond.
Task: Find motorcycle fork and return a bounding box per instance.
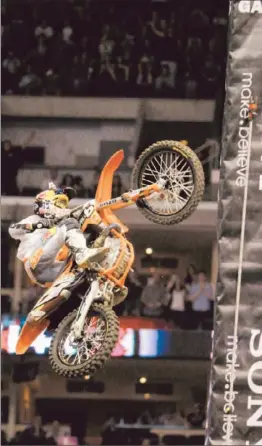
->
[70,279,102,339]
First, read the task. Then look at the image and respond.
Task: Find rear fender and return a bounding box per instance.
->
[95,150,129,233]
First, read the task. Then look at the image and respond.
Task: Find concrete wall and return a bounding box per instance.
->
[2,120,135,166]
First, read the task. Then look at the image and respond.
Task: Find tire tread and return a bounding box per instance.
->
[131,140,205,225]
[49,303,119,378]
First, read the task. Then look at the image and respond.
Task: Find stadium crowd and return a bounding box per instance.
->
[106,266,214,330]
[2,0,227,98]
[2,403,206,445]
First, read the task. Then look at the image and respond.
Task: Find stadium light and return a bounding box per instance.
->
[139,376,147,384]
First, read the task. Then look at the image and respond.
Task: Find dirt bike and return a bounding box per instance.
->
[15,140,205,378]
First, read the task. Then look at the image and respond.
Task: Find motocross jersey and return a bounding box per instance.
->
[9,215,57,261]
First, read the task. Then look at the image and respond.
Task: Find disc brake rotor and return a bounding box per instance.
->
[58,316,106,366]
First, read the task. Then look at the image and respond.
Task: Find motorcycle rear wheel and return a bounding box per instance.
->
[131,140,205,225]
[49,303,119,378]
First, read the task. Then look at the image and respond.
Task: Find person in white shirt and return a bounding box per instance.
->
[35,20,54,39]
[62,21,73,43]
[41,168,61,191]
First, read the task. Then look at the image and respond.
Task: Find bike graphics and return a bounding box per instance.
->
[16,140,205,377]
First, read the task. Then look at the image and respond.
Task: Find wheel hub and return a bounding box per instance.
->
[140,150,195,215]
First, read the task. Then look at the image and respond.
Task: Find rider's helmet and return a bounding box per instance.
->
[34,183,76,215]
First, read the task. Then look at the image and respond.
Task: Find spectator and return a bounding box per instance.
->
[18,64,41,95]
[120,33,135,63]
[186,37,204,74]
[187,8,210,39]
[155,62,175,91]
[35,19,54,40]
[199,54,221,98]
[139,38,154,60]
[62,20,73,44]
[187,403,206,428]
[2,132,36,195]
[136,410,154,425]
[79,36,90,54]
[149,12,168,40]
[141,272,165,317]
[19,415,47,446]
[70,52,93,94]
[98,27,115,63]
[72,175,86,198]
[60,173,74,189]
[120,268,143,316]
[69,55,86,95]
[188,271,214,329]
[45,420,61,444]
[101,415,118,446]
[136,57,154,90]
[2,50,20,93]
[88,168,101,197]
[36,35,48,56]
[2,50,20,75]
[112,174,125,198]
[97,61,117,92]
[43,69,60,95]
[42,167,61,190]
[208,33,224,60]
[166,276,186,328]
[28,36,49,77]
[149,13,174,60]
[158,407,185,426]
[184,264,197,322]
[184,75,198,99]
[184,264,197,291]
[182,56,198,98]
[115,56,130,87]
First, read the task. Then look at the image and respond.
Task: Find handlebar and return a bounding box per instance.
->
[62,179,165,222]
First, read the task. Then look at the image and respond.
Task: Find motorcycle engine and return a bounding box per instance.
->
[100,236,130,280]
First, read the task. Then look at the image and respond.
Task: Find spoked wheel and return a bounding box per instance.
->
[132,140,205,225]
[49,303,119,378]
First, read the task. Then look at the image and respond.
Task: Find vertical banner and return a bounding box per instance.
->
[206,1,262,445]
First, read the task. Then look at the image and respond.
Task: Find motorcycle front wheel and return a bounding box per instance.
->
[49,303,119,378]
[131,140,205,225]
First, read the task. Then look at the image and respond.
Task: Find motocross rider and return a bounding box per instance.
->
[9,183,109,286]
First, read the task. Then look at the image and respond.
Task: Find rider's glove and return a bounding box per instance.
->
[9,219,53,233]
[31,219,54,230]
[38,202,71,220]
[50,206,72,220]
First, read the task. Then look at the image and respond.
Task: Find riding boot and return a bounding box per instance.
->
[65,228,109,268]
